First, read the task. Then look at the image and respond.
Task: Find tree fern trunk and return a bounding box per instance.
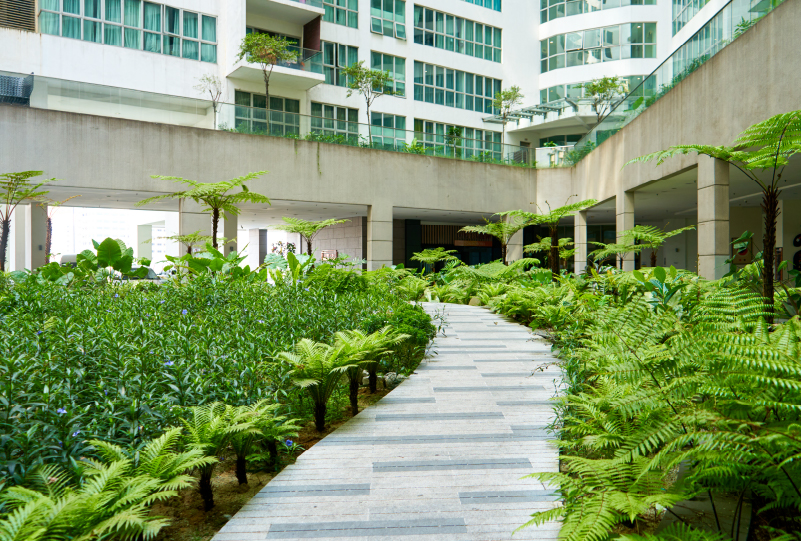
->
[762,186,778,323]
[550,227,560,281]
[212,208,220,250]
[199,471,215,511]
[501,244,507,265]
[235,454,248,485]
[46,217,53,264]
[650,250,657,268]
[349,377,359,417]
[314,402,326,432]
[307,238,312,256]
[369,367,378,393]
[266,439,278,471]
[0,219,9,272]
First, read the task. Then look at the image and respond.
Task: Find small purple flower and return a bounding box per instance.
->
[285,439,293,447]
[113,294,119,298]
[72,430,80,437]
[57,408,67,414]
[58,441,62,448]
[97,302,101,306]
[164,360,174,366]
[104,389,108,396]
[258,320,264,324]
[181,309,188,315]
[160,300,165,304]
[36,331,43,335]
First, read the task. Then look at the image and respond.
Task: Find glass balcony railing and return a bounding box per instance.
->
[242,45,323,75]
[568,0,786,166]
[287,0,323,7]
[0,71,547,168]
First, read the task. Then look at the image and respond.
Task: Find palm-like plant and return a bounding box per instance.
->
[225,401,277,485]
[274,217,350,257]
[335,327,410,414]
[460,216,530,265]
[0,171,55,271]
[410,247,461,273]
[589,241,644,269]
[136,172,271,250]
[524,237,575,270]
[502,198,598,279]
[619,225,696,267]
[180,402,253,510]
[254,412,303,472]
[35,195,81,264]
[0,428,212,541]
[277,339,363,432]
[627,110,801,320]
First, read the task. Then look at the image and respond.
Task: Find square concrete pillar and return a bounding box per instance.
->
[137,224,153,261]
[26,203,47,270]
[367,203,393,271]
[574,210,588,274]
[697,156,730,280]
[223,213,237,255]
[507,218,523,262]
[616,191,635,271]
[178,198,211,253]
[6,204,26,271]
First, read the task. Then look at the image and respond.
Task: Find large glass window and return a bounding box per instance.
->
[323,0,358,28]
[539,75,653,104]
[370,0,405,39]
[311,102,359,142]
[460,0,501,12]
[318,41,358,87]
[371,52,405,97]
[370,113,406,149]
[413,6,500,62]
[413,61,500,113]
[413,119,502,159]
[37,1,216,62]
[541,23,656,73]
[541,0,655,23]
[234,91,300,136]
[672,0,710,34]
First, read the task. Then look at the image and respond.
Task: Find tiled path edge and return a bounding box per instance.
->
[213,303,561,541]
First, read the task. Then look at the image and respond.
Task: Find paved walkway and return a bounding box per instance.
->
[214,303,561,541]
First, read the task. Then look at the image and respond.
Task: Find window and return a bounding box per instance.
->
[318,41,358,86]
[311,102,359,141]
[371,52,405,97]
[541,23,656,73]
[541,0,655,24]
[413,119,502,159]
[234,91,300,136]
[460,0,501,12]
[370,113,406,149]
[414,61,501,113]
[672,0,710,35]
[413,6,501,62]
[323,0,358,28]
[37,1,216,62]
[539,75,652,104]
[371,0,405,38]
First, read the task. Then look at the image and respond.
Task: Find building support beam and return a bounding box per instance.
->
[26,203,47,270]
[367,202,393,271]
[616,191,635,271]
[574,210,588,274]
[223,213,237,255]
[697,156,730,280]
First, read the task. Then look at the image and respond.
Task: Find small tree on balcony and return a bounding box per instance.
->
[580,76,628,123]
[236,33,298,108]
[492,86,523,147]
[341,61,396,145]
[194,74,223,129]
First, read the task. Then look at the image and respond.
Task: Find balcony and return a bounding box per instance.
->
[227,46,325,91]
[246,0,324,25]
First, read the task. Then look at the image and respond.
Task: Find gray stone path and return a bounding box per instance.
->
[214,303,561,541]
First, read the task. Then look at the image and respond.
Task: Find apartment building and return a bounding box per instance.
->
[0,0,729,162]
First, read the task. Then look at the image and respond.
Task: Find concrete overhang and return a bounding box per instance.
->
[246,0,324,25]
[228,63,324,91]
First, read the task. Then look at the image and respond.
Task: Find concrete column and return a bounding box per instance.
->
[26,203,47,270]
[178,198,211,253]
[223,213,237,255]
[507,228,523,262]
[574,210,588,274]
[616,191,635,271]
[697,156,730,280]
[7,205,26,271]
[137,224,153,261]
[367,202,393,270]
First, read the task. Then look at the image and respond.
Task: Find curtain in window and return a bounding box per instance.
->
[84,19,102,42]
[85,0,101,18]
[63,0,80,14]
[201,43,216,62]
[163,35,179,55]
[144,32,161,52]
[183,12,197,38]
[202,15,216,42]
[104,23,121,44]
[63,16,81,38]
[182,39,198,59]
[41,0,58,9]
[164,6,179,34]
[124,27,141,48]
[105,0,121,22]
[124,0,141,27]
[143,2,160,31]
[39,12,60,35]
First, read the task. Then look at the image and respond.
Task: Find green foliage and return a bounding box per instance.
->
[580,76,629,122]
[411,247,460,267]
[235,33,298,99]
[274,217,349,256]
[0,171,56,272]
[461,216,530,265]
[341,61,396,144]
[31,237,152,285]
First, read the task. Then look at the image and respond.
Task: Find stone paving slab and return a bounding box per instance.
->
[214,303,560,541]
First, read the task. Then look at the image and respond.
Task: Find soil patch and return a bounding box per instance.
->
[153,387,390,541]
